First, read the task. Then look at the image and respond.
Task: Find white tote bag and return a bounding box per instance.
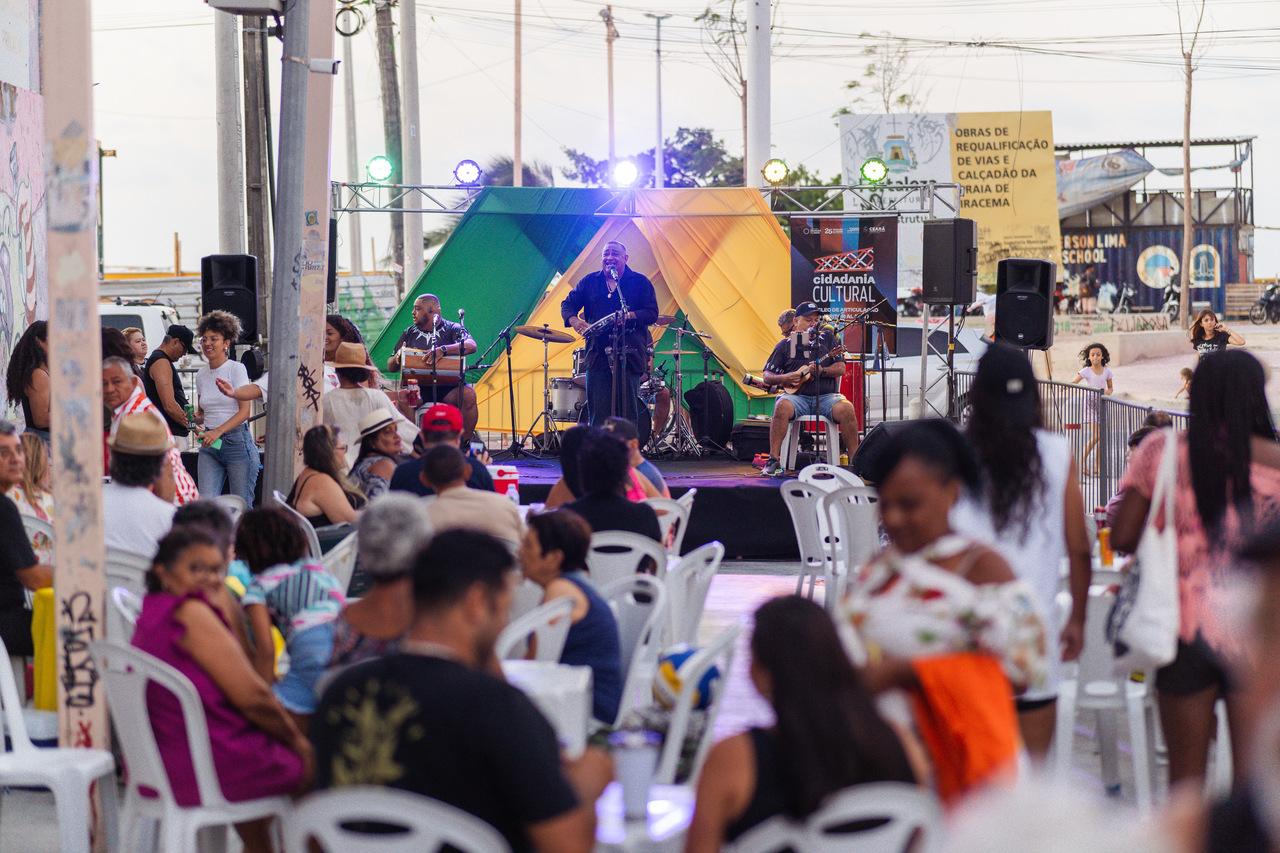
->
[1105,428,1180,674]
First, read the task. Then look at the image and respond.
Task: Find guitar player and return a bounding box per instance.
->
[759,301,859,476]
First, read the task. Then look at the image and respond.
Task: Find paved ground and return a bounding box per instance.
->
[1,566,1176,851]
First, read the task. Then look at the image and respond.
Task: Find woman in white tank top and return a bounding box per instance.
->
[951,343,1093,761]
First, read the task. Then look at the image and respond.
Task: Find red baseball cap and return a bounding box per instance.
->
[420,403,463,434]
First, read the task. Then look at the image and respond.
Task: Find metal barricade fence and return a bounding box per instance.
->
[1099,397,1188,503]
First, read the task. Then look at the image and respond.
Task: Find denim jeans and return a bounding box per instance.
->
[586,366,641,427]
[197,423,260,506]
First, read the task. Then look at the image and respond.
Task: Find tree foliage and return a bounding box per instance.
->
[562,127,743,188]
[834,32,928,117]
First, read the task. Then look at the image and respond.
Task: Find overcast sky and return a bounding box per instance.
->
[91,0,1279,277]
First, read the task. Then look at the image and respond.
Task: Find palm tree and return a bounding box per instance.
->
[481,155,555,187]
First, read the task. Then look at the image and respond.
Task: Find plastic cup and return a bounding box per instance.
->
[610,729,660,821]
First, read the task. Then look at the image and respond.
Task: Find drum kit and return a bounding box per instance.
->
[513,315,724,457]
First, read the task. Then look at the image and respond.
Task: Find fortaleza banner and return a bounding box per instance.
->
[839,111,1061,291]
[790,217,898,355]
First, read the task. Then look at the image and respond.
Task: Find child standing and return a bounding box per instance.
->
[1071,342,1115,476]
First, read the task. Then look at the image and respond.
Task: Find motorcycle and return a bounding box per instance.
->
[901,288,923,317]
[1110,282,1137,314]
[1250,283,1280,325]
[1162,279,1180,320]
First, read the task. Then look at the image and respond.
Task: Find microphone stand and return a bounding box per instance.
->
[482,312,526,458]
[611,269,632,424]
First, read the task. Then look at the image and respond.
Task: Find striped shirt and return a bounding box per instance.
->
[242,561,346,642]
[111,384,200,506]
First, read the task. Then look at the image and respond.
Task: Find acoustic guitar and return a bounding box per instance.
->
[779,344,846,394]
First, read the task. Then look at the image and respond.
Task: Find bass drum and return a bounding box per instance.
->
[683,380,734,447]
[577,397,651,448]
[549,377,585,421]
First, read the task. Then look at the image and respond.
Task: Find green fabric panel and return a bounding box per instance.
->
[369,187,614,372]
[651,315,773,423]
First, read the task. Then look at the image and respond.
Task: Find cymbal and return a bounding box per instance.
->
[654,315,678,326]
[515,324,575,344]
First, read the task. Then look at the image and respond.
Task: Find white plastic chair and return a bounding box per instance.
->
[109,586,143,643]
[211,494,246,522]
[510,579,546,624]
[586,531,667,587]
[271,490,323,559]
[0,637,118,853]
[599,574,669,727]
[106,547,150,600]
[286,786,510,852]
[1054,589,1156,814]
[798,463,864,492]
[780,415,839,470]
[779,480,831,598]
[675,488,697,514]
[818,486,879,611]
[664,541,725,646]
[319,532,359,593]
[653,623,741,786]
[89,642,291,851]
[644,497,691,556]
[19,513,53,545]
[495,596,574,662]
[730,783,943,853]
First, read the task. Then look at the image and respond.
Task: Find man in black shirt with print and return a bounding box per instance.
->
[561,241,659,427]
[388,293,480,439]
[312,529,612,852]
[759,302,859,476]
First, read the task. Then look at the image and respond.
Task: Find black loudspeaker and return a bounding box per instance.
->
[201,254,259,342]
[994,258,1057,350]
[684,380,734,447]
[849,421,913,483]
[327,218,338,306]
[922,218,978,305]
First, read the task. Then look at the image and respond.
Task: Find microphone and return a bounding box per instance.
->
[458,308,465,322]
[609,266,619,283]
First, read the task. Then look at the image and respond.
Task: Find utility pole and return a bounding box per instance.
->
[97,142,116,278]
[745,0,770,188]
[215,10,247,253]
[263,0,312,500]
[342,33,364,274]
[243,16,273,331]
[513,0,524,187]
[373,0,405,295]
[601,6,618,169]
[44,0,107,760]
[401,0,424,285]
[646,13,671,188]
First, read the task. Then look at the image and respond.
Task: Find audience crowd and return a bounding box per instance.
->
[11,307,1280,852]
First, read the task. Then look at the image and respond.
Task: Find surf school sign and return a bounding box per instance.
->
[790,217,898,355]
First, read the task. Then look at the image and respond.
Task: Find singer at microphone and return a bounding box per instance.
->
[561,240,659,426]
[387,292,479,439]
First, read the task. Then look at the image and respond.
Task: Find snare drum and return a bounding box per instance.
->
[549,377,585,421]
[572,347,587,377]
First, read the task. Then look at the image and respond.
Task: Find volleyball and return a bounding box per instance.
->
[653,645,722,711]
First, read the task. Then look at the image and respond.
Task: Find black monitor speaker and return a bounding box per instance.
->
[327,218,338,306]
[994,258,1056,350]
[200,254,259,343]
[922,218,977,305]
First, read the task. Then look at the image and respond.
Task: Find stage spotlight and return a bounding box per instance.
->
[365,154,394,183]
[761,158,789,186]
[859,156,889,185]
[453,159,483,186]
[611,159,640,188]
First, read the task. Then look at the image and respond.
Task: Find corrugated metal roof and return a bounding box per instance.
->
[1056,137,1255,152]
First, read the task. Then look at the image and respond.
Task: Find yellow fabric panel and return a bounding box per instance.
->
[472,189,790,434]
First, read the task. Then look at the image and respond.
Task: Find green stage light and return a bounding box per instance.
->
[859,157,889,185]
[366,154,394,183]
[761,158,790,186]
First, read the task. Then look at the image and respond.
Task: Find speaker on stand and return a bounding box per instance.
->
[994,258,1057,350]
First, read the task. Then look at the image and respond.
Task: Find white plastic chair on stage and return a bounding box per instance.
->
[798,463,864,492]
[271,490,322,559]
[780,415,839,470]
[495,597,574,662]
[645,497,691,556]
[0,638,118,853]
[779,480,832,599]
[729,783,943,853]
[599,574,669,727]
[286,786,511,853]
[654,623,740,786]
[818,486,879,611]
[108,586,143,643]
[90,642,291,851]
[586,531,667,587]
[319,532,359,593]
[665,542,725,646]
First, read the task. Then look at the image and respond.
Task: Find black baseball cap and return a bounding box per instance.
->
[166,324,196,354]
[794,302,822,317]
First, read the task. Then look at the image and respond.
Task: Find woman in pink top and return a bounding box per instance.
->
[133,526,311,853]
[1113,350,1280,791]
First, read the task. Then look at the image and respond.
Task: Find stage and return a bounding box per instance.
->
[502,456,798,561]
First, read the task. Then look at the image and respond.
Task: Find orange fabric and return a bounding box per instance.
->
[910,653,1020,807]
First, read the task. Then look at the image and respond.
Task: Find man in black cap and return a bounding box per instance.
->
[758,302,858,476]
[143,324,197,438]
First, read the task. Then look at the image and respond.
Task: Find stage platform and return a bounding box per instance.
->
[503,457,798,561]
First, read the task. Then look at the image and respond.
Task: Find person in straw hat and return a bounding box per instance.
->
[103,412,178,558]
[350,408,407,501]
[322,342,417,468]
